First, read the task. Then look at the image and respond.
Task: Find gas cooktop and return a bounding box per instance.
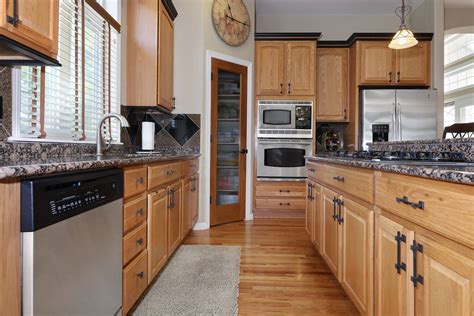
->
[335,150,468,163]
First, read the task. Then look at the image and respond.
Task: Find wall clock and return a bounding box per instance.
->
[212,0,251,47]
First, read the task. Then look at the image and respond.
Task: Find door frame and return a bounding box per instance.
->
[194,50,253,230]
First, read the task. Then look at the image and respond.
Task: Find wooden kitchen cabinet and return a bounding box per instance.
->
[340,196,374,315]
[147,188,168,283]
[375,214,414,316]
[255,41,286,96]
[359,41,430,86]
[127,0,176,111]
[0,0,59,59]
[316,48,349,121]
[123,250,148,315]
[255,40,316,97]
[311,182,322,250]
[167,180,182,256]
[182,176,193,238]
[321,187,340,279]
[305,180,314,236]
[191,174,199,225]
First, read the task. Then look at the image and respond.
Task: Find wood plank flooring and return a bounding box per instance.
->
[183,218,358,315]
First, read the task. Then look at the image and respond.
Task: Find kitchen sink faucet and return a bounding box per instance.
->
[96,113,130,156]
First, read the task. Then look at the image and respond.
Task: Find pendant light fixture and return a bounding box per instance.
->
[389,0,418,49]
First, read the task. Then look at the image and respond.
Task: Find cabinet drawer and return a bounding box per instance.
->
[148,162,182,190]
[311,163,374,203]
[124,166,147,198]
[376,172,474,248]
[255,198,306,210]
[181,159,199,178]
[256,183,305,198]
[124,193,147,234]
[307,162,317,179]
[123,250,148,315]
[123,223,147,266]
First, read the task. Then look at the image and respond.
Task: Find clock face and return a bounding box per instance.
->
[212,0,251,47]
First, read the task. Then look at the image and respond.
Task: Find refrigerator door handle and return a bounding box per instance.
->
[397,102,402,140]
[392,103,397,141]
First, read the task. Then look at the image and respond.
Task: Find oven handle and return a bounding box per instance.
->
[257,140,313,145]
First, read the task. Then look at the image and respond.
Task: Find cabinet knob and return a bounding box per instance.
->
[136,208,144,217]
[137,271,144,279]
[136,238,143,246]
[389,71,392,83]
[136,177,144,185]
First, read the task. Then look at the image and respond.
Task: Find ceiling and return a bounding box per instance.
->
[444,0,474,8]
[256,0,425,16]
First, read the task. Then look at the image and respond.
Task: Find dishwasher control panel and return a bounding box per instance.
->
[21,169,123,232]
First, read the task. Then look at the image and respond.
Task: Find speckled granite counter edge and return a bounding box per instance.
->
[306,156,474,185]
[0,154,200,180]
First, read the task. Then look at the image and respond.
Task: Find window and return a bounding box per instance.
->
[444,33,474,128]
[14,0,121,143]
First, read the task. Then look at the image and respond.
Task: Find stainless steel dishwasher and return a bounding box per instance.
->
[21,169,123,316]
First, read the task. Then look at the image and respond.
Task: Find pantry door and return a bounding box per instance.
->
[210,58,248,226]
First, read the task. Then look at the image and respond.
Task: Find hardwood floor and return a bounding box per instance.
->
[183,218,359,315]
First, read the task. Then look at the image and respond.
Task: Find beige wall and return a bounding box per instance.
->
[445,8,474,31]
[256,14,401,40]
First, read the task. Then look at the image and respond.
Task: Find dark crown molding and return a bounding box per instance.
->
[162,0,178,21]
[317,32,434,48]
[255,32,321,41]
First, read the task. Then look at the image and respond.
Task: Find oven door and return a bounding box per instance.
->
[258,105,295,129]
[257,139,312,180]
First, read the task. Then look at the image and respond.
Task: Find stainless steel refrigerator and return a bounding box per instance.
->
[361,89,438,149]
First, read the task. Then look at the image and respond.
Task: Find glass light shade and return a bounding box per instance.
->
[389,26,418,49]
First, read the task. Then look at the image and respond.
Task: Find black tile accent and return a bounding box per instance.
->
[164,114,199,146]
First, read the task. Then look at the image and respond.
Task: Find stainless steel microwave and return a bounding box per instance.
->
[257,100,313,138]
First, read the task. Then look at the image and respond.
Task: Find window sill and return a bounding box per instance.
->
[7,137,123,145]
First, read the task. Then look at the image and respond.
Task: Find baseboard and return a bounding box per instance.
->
[245,212,254,221]
[192,221,210,231]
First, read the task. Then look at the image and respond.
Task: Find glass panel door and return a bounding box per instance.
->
[210,58,248,226]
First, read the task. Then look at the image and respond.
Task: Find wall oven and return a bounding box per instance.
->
[258,100,313,138]
[257,138,312,180]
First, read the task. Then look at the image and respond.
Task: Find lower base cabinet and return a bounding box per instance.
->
[123,250,148,314]
[148,188,168,282]
[321,187,341,278]
[167,181,182,256]
[376,214,474,316]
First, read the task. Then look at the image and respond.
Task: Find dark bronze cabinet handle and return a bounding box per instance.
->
[279,202,290,206]
[172,97,176,110]
[280,83,283,94]
[136,208,144,217]
[343,109,347,120]
[137,271,144,279]
[7,0,20,26]
[287,82,291,94]
[333,176,345,182]
[280,189,290,193]
[136,238,143,246]
[307,183,311,199]
[389,71,392,83]
[136,177,144,185]
[337,199,344,224]
[394,231,407,274]
[332,197,338,221]
[395,196,424,210]
[169,189,175,208]
[410,240,424,287]
[397,71,400,83]
[308,168,315,172]
[240,149,248,154]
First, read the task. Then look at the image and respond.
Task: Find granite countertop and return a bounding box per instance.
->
[306,155,474,185]
[0,152,200,180]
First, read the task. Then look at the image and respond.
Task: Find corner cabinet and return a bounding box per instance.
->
[127,0,177,111]
[0,0,59,59]
[359,41,430,86]
[255,40,316,97]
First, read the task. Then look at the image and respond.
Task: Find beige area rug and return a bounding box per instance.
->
[133,245,241,316]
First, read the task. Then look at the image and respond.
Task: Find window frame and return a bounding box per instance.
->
[10,0,122,144]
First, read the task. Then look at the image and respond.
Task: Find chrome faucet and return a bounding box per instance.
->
[96,113,130,156]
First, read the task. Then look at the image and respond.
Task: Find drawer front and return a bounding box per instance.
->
[307,162,317,179]
[148,162,182,190]
[312,163,374,203]
[124,193,147,234]
[181,159,199,178]
[123,223,147,266]
[255,198,306,210]
[124,166,147,198]
[123,250,148,314]
[376,172,474,248]
[256,183,306,198]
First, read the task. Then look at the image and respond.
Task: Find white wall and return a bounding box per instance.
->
[256,14,401,40]
[173,0,255,229]
[445,8,474,31]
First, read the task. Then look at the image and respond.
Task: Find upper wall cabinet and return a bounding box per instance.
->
[316,48,349,122]
[127,0,177,112]
[0,0,59,63]
[255,40,316,97]
[359,40,431,86]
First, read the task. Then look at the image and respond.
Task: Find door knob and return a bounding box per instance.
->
[240,149,248,154]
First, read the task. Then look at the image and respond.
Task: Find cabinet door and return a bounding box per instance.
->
[340,197,374,315]
[0,0,59,57]
[181,177,192,239]
[167,181,181,256]
[395,41,430,86]
[255,41,286,96]
[359,41,394,84]
[305,180,314,237]
[414,234,473,316]
[157,5,174,110]
[191,174,199,225]
[321,187,341,279]
[375,215,414,316]
[147,189,168,282]
[286,41,316,96]
[316,48,349,121]
[311,182,322,251]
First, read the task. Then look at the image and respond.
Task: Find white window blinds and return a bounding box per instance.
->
[18,0,120,143]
